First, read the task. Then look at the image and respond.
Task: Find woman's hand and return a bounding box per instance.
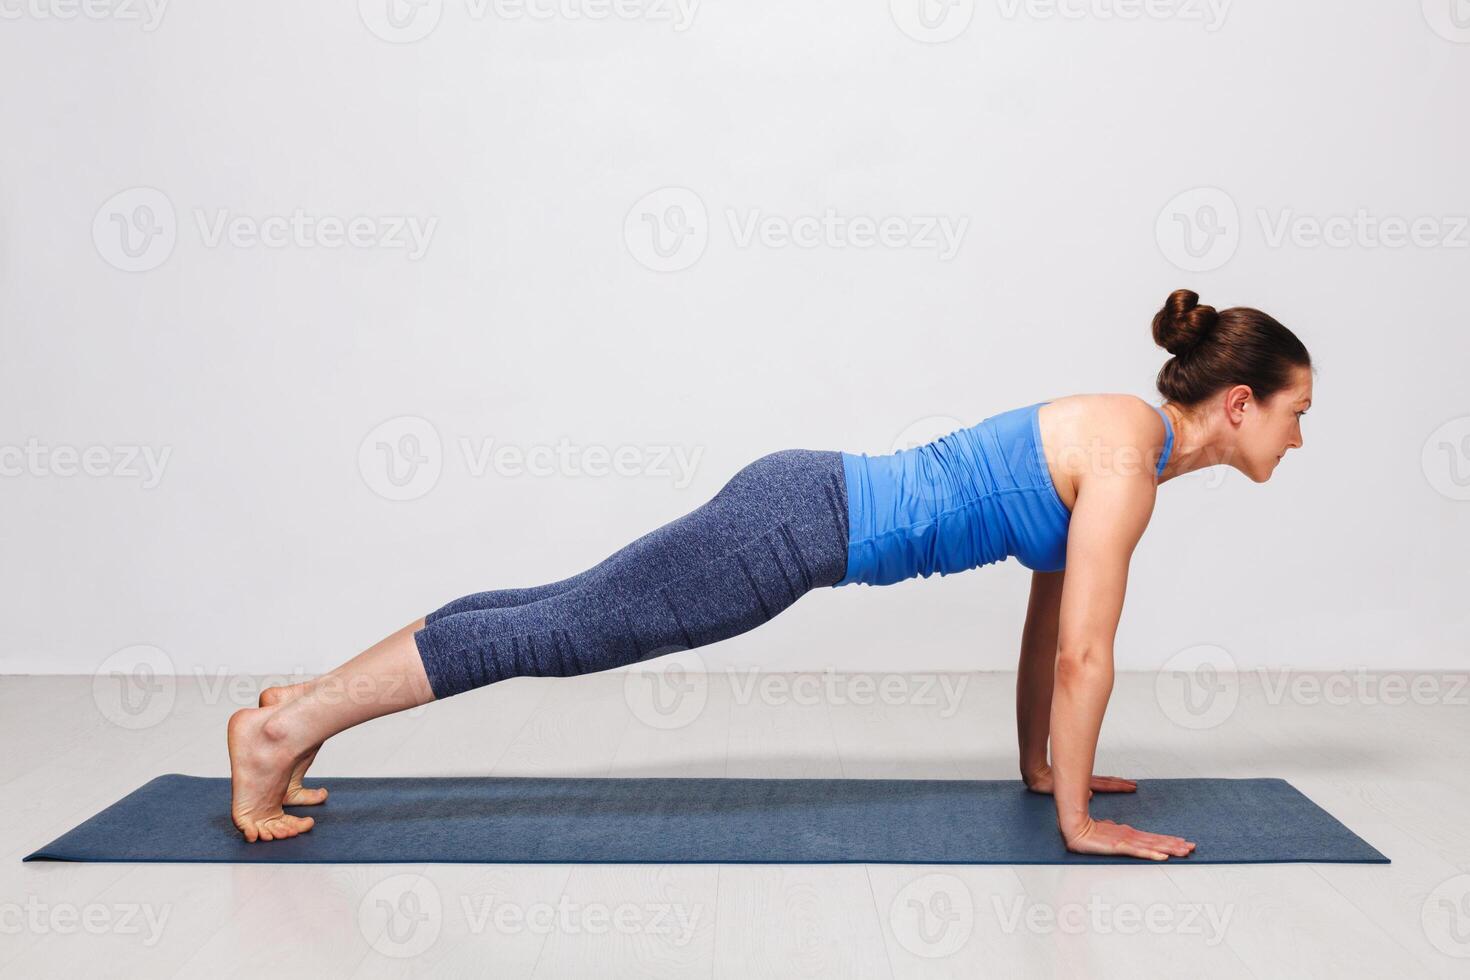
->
[1023,764,1137,797]
[1062,816,1196,861]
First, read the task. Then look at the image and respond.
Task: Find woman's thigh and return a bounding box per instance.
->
[426,448,849,613]
[413,448,851,698]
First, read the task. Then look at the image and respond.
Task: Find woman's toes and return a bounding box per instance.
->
[284,786,329,806]
[258,682,309,708]
[282,746,327,805]
[281,814,314,836]
[255,813,314,841]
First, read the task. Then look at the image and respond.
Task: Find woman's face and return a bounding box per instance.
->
[1238,365,1313,482]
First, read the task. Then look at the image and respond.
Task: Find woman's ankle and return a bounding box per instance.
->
[258,699,333,756]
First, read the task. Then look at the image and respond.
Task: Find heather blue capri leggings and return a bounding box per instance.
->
[413,449,850,700]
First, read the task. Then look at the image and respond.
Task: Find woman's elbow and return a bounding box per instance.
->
[1055,646,1114,687]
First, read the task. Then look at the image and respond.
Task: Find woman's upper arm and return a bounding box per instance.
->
[1056,471,1156,659]
[1021,568,1066,659]
[1025,569,1066,631]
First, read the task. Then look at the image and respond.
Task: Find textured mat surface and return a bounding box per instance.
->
[23,775,1389,865]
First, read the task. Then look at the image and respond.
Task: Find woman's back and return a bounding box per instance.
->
[835,396,1174,586]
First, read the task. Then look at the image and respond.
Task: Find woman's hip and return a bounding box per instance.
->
[710,448,850,589]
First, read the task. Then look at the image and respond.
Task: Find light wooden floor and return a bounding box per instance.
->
[1,670,1466,979]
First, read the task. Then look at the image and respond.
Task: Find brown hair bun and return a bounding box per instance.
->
[1152,288,1220,357]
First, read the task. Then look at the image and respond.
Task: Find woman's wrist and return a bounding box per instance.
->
[1055,803,1090,838]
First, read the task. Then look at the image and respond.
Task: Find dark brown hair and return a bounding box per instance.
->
[1152,289,1312,406]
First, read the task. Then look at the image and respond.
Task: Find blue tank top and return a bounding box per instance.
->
[833,400,1174,586]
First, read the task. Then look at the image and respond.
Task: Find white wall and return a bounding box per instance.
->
[1,1,1466,679]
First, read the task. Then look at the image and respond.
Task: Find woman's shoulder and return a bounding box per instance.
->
[1037,393,1159,436]
[1037,394,1167,486]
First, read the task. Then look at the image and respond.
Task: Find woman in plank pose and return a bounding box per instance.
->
[228,288,1314,860]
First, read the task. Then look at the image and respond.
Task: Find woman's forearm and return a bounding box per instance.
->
[1017,572,1064,779]
[1016,640,1055,778]
[1048,646,1114,836]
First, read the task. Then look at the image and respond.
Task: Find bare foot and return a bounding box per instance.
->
[260,683,328,805]
[227,706,317,842]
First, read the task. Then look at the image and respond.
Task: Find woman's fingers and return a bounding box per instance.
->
[1091,776,1137,792]
[1116,840,1169,861]
[1119,838,1173,860]
[1136,829,1195,849]
[1109,823,1195,857]
[1128,828,1195,856]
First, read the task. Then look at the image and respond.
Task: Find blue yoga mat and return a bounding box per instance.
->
[23,774,1387,865]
